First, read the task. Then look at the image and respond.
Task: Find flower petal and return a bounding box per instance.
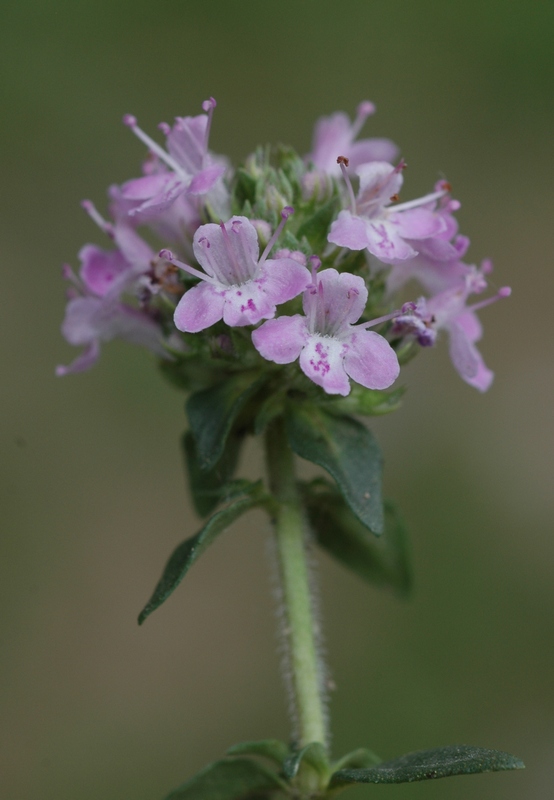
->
[78,245,129,297]
[342,329,400,390]
[174,282,225,332]
[258,258,311,305]
[328,210,370,251]
[447,320,480,380]
[252,315,308,363]
[56,340,101,376]
[365,219,417,263]
[392,208,447,239]
[299,335,351,395]
[348,138,399,169]
[187,164,226,195]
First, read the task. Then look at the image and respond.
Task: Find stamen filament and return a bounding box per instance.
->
[392,187,448,213]
[81,200,113,236]
[350,100,376,139]
[355,308,403,330]
[259,206,294,265]
[158,249,219,286]
[337,156,357,214]
[201,97,217,153]
[123,115,189,179]
[467,286,511,313]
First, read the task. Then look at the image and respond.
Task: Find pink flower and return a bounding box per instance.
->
[252,263,400,396]
[307,101,398,177]
[56,205,166,375]
[392,267,511,391]
[328,160,449,264]
[386,186,471,295]
[169,210,311,332]
[116,99,226,223]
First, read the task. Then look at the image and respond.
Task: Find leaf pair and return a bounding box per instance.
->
[162,743,524,799]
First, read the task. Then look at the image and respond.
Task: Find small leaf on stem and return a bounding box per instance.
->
[164,758,285,799]
[187,372,265,471]
[286,405,384,534]
[302,481,411,595]
[138,490,261,624]
[330,745,524,787]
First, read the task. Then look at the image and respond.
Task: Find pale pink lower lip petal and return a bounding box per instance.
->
[174,282,225,333]
[343,329,400,390]
[252,316,308,364]
[299,335,351,396]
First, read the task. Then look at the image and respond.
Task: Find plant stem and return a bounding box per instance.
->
[265,419,328,750]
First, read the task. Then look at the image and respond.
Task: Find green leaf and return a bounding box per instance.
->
[329,745,524,787]
[286,405,384,535]
[283,742,329,780]
[303,483,411,595]
[164,758,285,800]
[138,492,260,624]
[296,198,339,253]
[227,740,290,765]
[331,748,381,772]
[183,431,243,517]
[187,372,264,471]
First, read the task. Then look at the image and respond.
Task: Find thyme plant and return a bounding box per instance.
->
[58,98,522,799]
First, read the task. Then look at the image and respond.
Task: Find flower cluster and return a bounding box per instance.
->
[58,98,509,395]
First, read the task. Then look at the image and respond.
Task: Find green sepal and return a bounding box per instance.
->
[183,431,244,517]
[329,745,524,788]
[227,740,290,766]
[286,404,385,535]
[138,488,263,625]
[331,748,382,772]
[186,372,265,471]
[283,741,329,782]
[302,481,411,595]
[329,385,405,417]
[296,198,339,253]
[164,757,286,800]
[234,168,258,208]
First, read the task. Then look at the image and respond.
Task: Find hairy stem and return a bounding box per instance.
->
[265,418,328,750]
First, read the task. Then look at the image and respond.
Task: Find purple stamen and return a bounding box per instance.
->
[351,100,376,139]
[202,97,217,152]
[467,286,511,314]
[81,200,114,237]
[122,114,187,177]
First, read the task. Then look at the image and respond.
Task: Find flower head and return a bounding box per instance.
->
[56,205,166,375]
[252,263,400,396]
[170,210,311,332]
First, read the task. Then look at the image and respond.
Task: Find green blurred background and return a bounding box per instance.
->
[1,1,552,798]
